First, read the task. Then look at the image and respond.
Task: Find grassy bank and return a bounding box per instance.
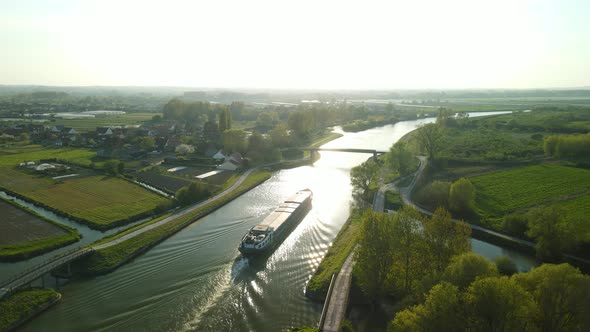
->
[308,132,343,148]
[0,289,61,332]
[306,210,362,301]
[0,198,80,262]
[75,170,271,275]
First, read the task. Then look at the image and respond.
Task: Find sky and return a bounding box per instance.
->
[1,0,589,89]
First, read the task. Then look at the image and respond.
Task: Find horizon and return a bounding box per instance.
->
[1,0,589,89]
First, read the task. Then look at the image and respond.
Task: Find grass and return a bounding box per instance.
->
[0,289,60,331]
[0,169,171,230]
[0,198,80,261]
[48,113,159,132]
[384,190,403,211]
[76,170,271,274]
[0,144,96,167]
[306,210,362,300]
[470,164,590,222]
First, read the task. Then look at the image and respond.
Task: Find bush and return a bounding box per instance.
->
[494,256,518,276]
[415,181,450,209]
[449,178,475,214]
[501,213,528,236]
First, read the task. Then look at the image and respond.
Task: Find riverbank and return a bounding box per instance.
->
[75,170,271,275]
[305,210,362,301]
[0,289,61,332]
[0,197,80,262]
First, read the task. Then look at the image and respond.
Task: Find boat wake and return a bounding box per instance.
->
[230,256,250,281]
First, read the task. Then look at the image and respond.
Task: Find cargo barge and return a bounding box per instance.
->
[239,189,312,255]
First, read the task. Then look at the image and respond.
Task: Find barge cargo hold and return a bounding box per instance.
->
[239,189,312,255]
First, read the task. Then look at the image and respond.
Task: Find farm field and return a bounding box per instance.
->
[0,168,171,230]
[0,144,96,167]
[49,112,159,132]
[470,164,590,220]
[0,199,79,261]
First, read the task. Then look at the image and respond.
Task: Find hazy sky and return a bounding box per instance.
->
[1,0,589,89]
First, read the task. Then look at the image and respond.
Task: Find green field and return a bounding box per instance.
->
[471,164,590,220]
[0,144,96,167]
[0,169,170,229]
[49,112,158,132]
[0,289,60,331]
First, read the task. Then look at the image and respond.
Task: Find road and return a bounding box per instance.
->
[320,249,355,332]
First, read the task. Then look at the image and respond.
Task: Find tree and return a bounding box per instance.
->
[350,160,379,206]
[513,263,590,331]
[443,253,498,290]
[175,144,195,155]
[269,124,290,148]
[416,123,443,161]
[117,161,125,174]
[464,276,536,331]
[449,178,475,215]
[247,132,274,163]
[222,129,247,154]
[422,208,471,272]
[104,159,122,175]
[390,207,426,295]
[203,120,220,144]
[139,136,155,150]
[176,182,210,206]
[386,142,414,176]
[218,107,232,132]
[256,112,278,130]
[389,282,464,332]
[354,211,397,304]
[415,181,450,209]
[526,206,581,261]
[493,256,518,276]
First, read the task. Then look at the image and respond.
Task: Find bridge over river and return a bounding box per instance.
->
[303,147,387,159]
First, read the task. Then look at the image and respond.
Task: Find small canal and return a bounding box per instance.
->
[11,111,535,332]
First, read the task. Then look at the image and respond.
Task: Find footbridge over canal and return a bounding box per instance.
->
[0,247,94,300]
[303,147,387,159]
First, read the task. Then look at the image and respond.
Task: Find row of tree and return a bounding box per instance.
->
[544,132,590,160]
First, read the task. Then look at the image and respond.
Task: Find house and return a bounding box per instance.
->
[164,136,182,152]
[212,150,226,160]
[226,152,245,166]
[204,146,218,158]
[217,160,240,171]
[50,125,64,133]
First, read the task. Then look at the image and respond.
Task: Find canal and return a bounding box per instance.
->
[20,112,536,332]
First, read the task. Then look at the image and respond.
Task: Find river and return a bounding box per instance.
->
[19,112,536,332]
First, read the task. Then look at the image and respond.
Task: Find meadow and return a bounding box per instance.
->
[0,144,96,167]
[470,164,590,220]
[0,169,171,230]
[0,198,80,261]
